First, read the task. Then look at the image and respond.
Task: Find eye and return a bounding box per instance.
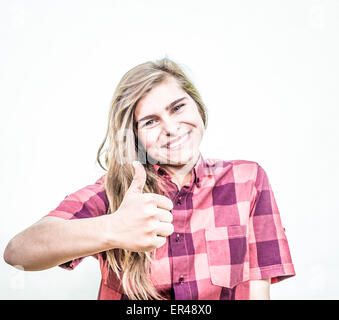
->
[144,119,155,127]
[173,104,185,112]
[141,104,185,128]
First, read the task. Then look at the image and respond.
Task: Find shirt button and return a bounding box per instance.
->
[179,275,184,283]
[175,233,180,242]
[176,198,182,205]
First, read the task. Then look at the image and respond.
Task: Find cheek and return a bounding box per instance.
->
[186,104,205,128]
[138,130,159,150]
[192,113,205,134]
[198,119,205,135]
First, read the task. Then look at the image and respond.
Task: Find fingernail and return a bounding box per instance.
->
[132,160,138,167]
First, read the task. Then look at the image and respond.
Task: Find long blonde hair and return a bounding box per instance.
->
[96,57,208,299]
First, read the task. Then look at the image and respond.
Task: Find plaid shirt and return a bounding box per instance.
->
[46,152,295,300]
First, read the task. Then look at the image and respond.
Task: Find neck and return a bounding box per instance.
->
[161,151,200,188]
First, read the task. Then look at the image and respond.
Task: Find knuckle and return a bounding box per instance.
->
[165,197,173,210]
[144,236,153,247]
[145,220,157,233]
[143,193,154,204]
[142,204,156,217]
[145,236,156,250]
[149,207,159,219]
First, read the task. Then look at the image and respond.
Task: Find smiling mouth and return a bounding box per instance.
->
[162,131,191,149]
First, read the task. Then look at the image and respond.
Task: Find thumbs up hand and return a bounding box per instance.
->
[110,161,174,252]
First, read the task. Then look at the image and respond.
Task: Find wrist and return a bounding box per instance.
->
[101,212,121,250]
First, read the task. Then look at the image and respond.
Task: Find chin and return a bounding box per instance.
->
[157,149,198,165]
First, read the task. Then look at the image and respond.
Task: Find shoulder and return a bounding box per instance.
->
[65,174,108,216]
[203,157,260,182]
[94,174,106,186]
[70,174,107,200]
[45,174,109,220]
[204,157,259,167]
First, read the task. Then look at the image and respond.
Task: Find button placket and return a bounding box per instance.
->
[174,191,184,205]
[170,191,189,291]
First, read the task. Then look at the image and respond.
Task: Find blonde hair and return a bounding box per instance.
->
[96,57,208,299]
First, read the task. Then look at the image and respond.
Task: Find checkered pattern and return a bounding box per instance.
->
[46,152,295,300]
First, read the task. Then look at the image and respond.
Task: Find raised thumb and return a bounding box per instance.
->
[128,160,147,193]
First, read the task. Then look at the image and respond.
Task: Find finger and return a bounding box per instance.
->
[128,161,147,194]
[154,235,167,249]
[149,193,174,211]
[154,208,173,223]
[155,221,174,237]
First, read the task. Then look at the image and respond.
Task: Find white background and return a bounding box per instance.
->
[0,0,338,299]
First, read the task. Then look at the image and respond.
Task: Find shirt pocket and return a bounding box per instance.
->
[205,225,248,289]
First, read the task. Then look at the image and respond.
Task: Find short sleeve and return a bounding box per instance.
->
[248,165,296,284]
[45,174,108,270]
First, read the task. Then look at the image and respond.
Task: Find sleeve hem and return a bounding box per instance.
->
[59,257,84,270]
[249,263,296,283]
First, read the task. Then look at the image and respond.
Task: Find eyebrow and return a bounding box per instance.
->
[136,97,187,126]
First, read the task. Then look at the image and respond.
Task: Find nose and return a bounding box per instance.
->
[161,116,180,137]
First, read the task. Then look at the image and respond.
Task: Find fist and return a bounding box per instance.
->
[112,161,174,252]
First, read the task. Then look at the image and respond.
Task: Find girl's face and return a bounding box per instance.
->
[134,77,205,166]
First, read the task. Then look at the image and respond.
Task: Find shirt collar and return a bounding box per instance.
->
[152,151,213,188]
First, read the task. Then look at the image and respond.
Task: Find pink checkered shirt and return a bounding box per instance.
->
[46,152,295,299]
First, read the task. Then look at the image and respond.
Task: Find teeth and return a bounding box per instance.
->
[167,133,189,149]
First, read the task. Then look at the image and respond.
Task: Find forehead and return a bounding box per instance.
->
[134,77,187,119]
